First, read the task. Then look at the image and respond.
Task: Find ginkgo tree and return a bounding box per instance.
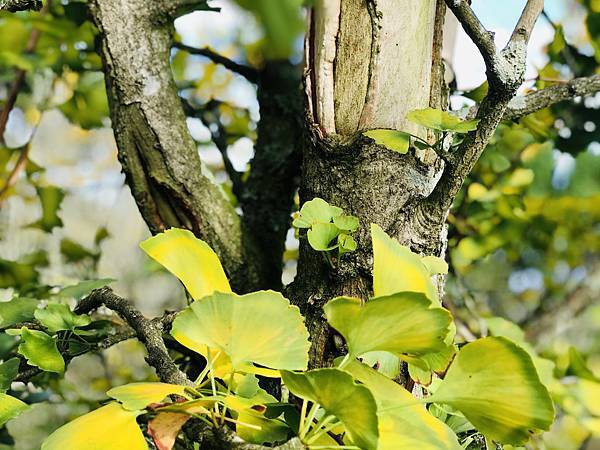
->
[0,0,599,448]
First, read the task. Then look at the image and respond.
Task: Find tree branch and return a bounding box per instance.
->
[426,0,543,214]
[0,0,41,12]
[89,0,271,292]
[75,287,192,386]
[174,43,259,83]
[504,74,600,120]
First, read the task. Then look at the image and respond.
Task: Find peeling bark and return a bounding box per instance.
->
[89,0,269,292]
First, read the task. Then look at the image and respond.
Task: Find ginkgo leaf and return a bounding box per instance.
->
[333,215,359,232]
[298,197,341,226]
[281,368,379,450]
[41,402,147,450]
[171,290,310,372]
[344,360,461,450]
[0,358,20,392]
[307,223,340,251]
[408,344,456,386]
[421,256,448,275]
[0,297,39,327]
[324,293,451,360]
[407,108,479,133]
[363,129,410,154]
[371,224,439,303]
[140,228,230,300]
[0,393,28,427]
[34,303,91,332]
[107,382,188,411]
[148,412,190,450]
[429,337,554,444]
[17,327,64,374]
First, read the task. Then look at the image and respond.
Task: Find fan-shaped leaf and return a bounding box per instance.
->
[429,337,554,444]
[34,304,91,332]
[0,297,39,327]
[0,393,28,427]
[41,402,147,450]
[281,368,379,450]
[107,382,188,411]
[371,224,439,303]
[171,291,309,372]
[324,293,451,361]
[307,223,340,251]
[363,129,410,154]
[140,228,230,301]
[344,360,461,450]
[17,327,64,374]
[407,108,479,133]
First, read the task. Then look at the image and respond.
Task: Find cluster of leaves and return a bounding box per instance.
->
[293,198,359,264]
[2,227,555,450]
[363,107,479,156]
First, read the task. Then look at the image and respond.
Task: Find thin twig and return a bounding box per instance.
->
[174,42,259,83]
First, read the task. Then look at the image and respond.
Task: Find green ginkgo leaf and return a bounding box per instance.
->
[407,108,480,133]
[171,290,309,372]
[408,344,456,386]
[333,215,359,232]
[371,224,439,303]
[0,393,28,427]
[0,297,39,327]
[17,327,64,374]
[41,402,147,450]
[298,198,342,226]
[34,304,91,332]
[363,129,410,154]
[429,337,554,444]
[140,228,230,301]
[281,368,379,450]
[107,382,188,411]
[324,293,451,361]
[0,358,20,392]
[307,223,340,251]
[344,360,461,450]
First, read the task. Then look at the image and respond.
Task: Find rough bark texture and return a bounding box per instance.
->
[288,0,448,368]
[89,0,269,293]
[0,0,40,12]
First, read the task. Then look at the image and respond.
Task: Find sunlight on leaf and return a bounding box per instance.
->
[107,382,188,411]
[0,393,28,427]
[171,290,309,372]
[307,223,340,251]
[324,293,451,361]
[429,337,554,444]
[41,402,147,450]
[281,368,379,450]
[140,228,230,300]
[363,129,410,154]
[407,108,479,133]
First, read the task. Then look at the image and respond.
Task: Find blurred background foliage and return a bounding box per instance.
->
[0,0,597,449]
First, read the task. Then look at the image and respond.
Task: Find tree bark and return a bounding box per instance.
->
[288,0,450,368]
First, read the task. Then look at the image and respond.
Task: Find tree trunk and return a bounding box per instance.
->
[287,0,451,368]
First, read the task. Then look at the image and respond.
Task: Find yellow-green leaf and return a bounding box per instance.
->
[171,291,309,372]
[429,337,554,444]
[421,256,448,275]
[0,393,28,427]
[407,108,479,133]
[371,224,439,303]
[281,368,379,450]
[307,223,340,251]
[17,327,64,374]
[344,360,461,450]
[41,402,147,450]
[363,129,410,154]
[140,228,230,300]
[324,293,452,361]
[107,382,188,411]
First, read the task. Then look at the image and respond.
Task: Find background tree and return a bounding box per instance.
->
[0,0,599,449]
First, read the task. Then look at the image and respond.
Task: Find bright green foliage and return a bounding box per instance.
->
[107,382,188,411]
[34,303,91,332]
[171,290,310,372]
[41,402,147,450]
[429,337,554,444]
[0,358,20,391]
[344,360,462,450]
[140,228,231,300]
[407,108,480,133]
[0,297,39,327]
[324,293,452,361]
[16,326,64,373]
[0,393,29,427]
[281,368,379,450]
[293,198,359,260]
[363,129,410,154]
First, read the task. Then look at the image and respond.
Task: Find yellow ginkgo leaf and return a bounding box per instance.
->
[41,402,147,450]
[107,382,188,411]
[140,228,230,300]
[0,393,28,427]
[371,224,439,303]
